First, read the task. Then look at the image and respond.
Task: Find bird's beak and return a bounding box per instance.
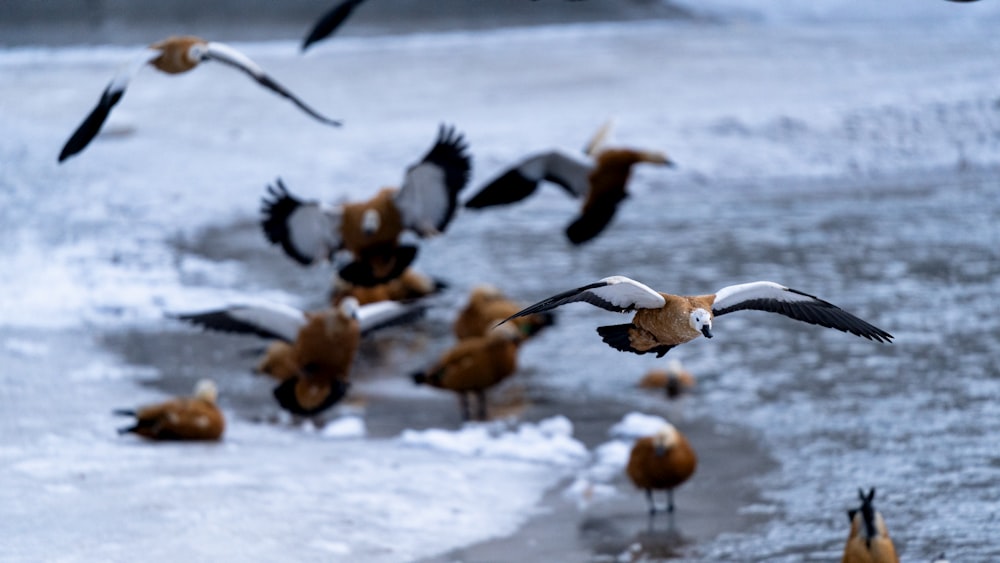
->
[701,325,713,339]
[663,158,676,168]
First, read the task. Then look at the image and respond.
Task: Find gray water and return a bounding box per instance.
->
[1,6,999,561]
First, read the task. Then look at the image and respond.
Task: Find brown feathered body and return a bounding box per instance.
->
[332,268,439,306]
[149,36,205,74]
[340,188,404,254]
[842,492,899,563]
[638,361,696,398]
[255,341,298,381]
[118,381,224,441]
[626,426,697,496]
[583,149,663,212]
[414,323,523,420]
[453,285,552,341]
[277,306,360,414]
[625,294,716,353]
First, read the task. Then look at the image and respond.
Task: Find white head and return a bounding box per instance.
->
[651,424,679,454]
[361,209,381,236]
[187,42,209,62]
[689,308,713,339]
[338,296,360,320]
[193,379,218,403]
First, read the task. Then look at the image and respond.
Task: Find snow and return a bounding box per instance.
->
[2,6,1000,561]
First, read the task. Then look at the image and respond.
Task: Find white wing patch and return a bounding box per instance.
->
[396,162,448,236]
[108,49,161,94]
[226,303,310,342]
[291,203,343,263]
[592,276,666,309]
[712,281,808,311]
[517,150,592,197]
[205,42,266,78]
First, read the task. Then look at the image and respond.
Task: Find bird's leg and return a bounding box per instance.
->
[667,489,675,513]
[475,390,487,421]
[646,489,657,516]
[458,393,472,422]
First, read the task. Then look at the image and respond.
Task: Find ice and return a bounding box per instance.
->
[399,416,589,466]
[609,412,671,439]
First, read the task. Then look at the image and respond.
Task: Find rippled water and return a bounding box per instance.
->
[2,13,999,561]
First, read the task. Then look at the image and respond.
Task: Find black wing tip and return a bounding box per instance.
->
[464,169,539,209]
[426,123,472,181]
[259,179,315,266]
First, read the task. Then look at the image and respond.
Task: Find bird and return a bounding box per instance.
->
[452,284,554,341]
[174,297,424,416]
[638,359,696,398]
[842,488,899,563]
[261,124,472,286]
[464,121,674,244]
[330,268,447,306]
[626,423,697,515]
[58,35,341,162]
[114,379,225,441]
[302,0,369,52]
[501,276,893,357]
[411,321,524,421]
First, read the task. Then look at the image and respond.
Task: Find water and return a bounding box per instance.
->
[1,7,999,561]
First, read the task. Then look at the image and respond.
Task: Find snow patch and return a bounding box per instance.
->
[399,416,589,466]
[320,416,367,439]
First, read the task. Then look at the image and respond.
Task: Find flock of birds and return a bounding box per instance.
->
[56,1,984,560]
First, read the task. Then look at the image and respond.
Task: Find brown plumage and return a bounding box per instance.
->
[412,322,523,421]
[452,284,554,341]
[503,276,893,358]
[842,488,899,563]
[115,380,225,441]
[331,268,444,306]
[260,126,471,287]
[638,360,696,398]
[255,341,298,382]
[626,424,697,515]
[271,303,360,416]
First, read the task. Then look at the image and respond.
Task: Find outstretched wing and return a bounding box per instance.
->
[356,300,427,336]
[711,281,894,343]
[501,275,665,323]
[203,42,342,126]
[394,124,472,236]
[464,149,592,208]
[261,179,343,266]
[58,49,160,162]
[172,302,309,342]
[301,0,368,51]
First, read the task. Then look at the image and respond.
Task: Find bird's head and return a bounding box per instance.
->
[689,308,713,339]
[193,379,219,404]
[639,150,675,168]
[651,424,679,456]
[361,209,381,236]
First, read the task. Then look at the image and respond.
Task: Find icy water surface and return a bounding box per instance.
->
[1,10,999,562]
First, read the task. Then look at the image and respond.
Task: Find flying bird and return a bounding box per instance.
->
[58,35,341,162]
[465,122,674,244]
[412,321,524,421]
[626,423,697,515]
[114,379,225,441]
[175,298,424,416]
[502,276,893,357]
[842,488,899,563]
[261,125,471,286]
